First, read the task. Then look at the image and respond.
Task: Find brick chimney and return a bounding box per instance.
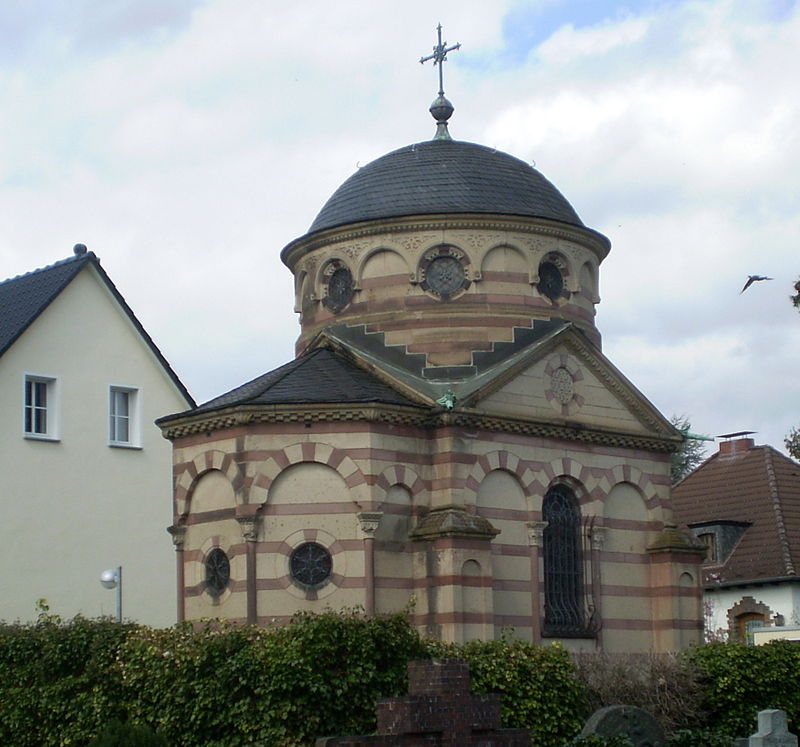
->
[718,432,755,457]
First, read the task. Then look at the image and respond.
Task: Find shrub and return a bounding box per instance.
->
[435,637,588,744]
[564,736,633,746]
[88,719,169,747]
[572,652,708,734]
[666,727,733,746]
[0,614,134,746]
[686,640,800,737]
[118,609,430,746]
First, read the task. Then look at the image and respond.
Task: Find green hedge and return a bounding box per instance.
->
[686,640,800,737]
[1,609,799,746]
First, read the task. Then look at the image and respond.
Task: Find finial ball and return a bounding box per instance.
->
[73,243,87,255]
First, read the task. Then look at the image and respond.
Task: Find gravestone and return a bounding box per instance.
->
[316,659,530,746]
[579,705,666,747]
[746,710,798,747]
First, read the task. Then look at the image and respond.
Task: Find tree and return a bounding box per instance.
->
[786,281,800,459]
[785,427,800,461]
[670,415,709,484]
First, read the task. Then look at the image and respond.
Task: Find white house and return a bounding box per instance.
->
[671,433,800,642]
[0,245,194,626]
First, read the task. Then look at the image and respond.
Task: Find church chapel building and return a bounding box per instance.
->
[158,59,703,652]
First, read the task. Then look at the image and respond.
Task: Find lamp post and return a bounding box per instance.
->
[100,566,122,622]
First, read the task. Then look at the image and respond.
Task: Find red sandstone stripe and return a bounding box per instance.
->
[185,508,236,524]
[262,502,358,515]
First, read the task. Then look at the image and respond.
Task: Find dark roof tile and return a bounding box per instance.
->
[185,347,424,416]
[672,440,800,583]
[303,139,584,237]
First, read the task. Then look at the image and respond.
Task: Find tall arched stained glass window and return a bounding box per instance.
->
[542,484,584,635]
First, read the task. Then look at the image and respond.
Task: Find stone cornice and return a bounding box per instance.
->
[159,400,679,453]
[559,330,675,437]
[281,213,610,269]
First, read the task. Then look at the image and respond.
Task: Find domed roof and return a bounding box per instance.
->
[307,139,583,235]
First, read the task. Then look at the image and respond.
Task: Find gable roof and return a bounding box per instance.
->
[0,251,194,407]
[171,346,424,418]
[671,439,800,585]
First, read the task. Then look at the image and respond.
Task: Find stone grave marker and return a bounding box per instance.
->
[579,705,666,747]
[746,709,798,747]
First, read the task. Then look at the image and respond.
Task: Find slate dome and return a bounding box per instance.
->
[307,139,583,235]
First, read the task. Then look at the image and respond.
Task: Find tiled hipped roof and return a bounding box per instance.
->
[671,440,800,585]
[186,346,424,416]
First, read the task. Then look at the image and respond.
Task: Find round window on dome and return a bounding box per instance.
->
[322,260,354,313]
[537,260,565,302]
[204,548,230,597]
[290,542,333,589]
[419,245,470,299]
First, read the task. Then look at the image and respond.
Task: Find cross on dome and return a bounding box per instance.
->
[420,25,461,141]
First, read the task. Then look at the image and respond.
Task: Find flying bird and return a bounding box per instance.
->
[740,275,773,293]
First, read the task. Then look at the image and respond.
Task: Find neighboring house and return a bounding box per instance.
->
[671,433,800,642]
[158,97,703,652]
[0,245,194,626]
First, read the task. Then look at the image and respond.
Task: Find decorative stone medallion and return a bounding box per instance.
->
[544,354,585,416]
[551,366,574,404]
[419,245,470,299]
[322,259,354,313]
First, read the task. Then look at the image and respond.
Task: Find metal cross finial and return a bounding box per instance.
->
[420,24,460,97]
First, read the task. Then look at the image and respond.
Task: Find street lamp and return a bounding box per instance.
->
[100,566,122,622]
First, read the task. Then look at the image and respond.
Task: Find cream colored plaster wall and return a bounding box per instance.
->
[0,267,190,626]
[480,353,650,435]
[172,408,678,649]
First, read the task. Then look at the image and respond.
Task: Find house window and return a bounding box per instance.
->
[109,387,140,447]
[737,612,766,645]
[698,532,717,563]
[543,484,585,635]
[24,375,57,439]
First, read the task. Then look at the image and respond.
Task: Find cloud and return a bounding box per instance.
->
[1,0,798,452]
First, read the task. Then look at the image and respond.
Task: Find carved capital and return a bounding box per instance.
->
[527,520,549,547]
[167,524,187,550]
[590,525,607,551]
[357,511,383,538]
[237,516,260,542]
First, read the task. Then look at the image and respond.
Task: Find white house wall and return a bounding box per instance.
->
[704,583,800,636]
[0,267,190,626]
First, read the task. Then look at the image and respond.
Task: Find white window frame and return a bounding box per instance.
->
[23,374,59,441]
[108,385,141,448]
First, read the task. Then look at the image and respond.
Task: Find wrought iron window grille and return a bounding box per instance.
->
[542,486,600,638]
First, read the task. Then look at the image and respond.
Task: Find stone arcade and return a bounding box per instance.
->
[158,49,703,652]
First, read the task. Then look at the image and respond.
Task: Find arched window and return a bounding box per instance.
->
[543,484,584,635]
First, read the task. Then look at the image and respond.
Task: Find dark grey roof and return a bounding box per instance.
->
[178,346,424,417]
[306,139,583,236]
[0,251,194,406]
[0,253,89,356]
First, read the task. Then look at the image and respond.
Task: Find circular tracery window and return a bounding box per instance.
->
[426,256,465,296]
[419,245,470,299]
[204,548,230,597]
[322,261,354,313]
[290,542,333,588]
[537,261,564,301]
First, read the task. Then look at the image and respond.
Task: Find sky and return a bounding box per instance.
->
[1,0,798,459]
